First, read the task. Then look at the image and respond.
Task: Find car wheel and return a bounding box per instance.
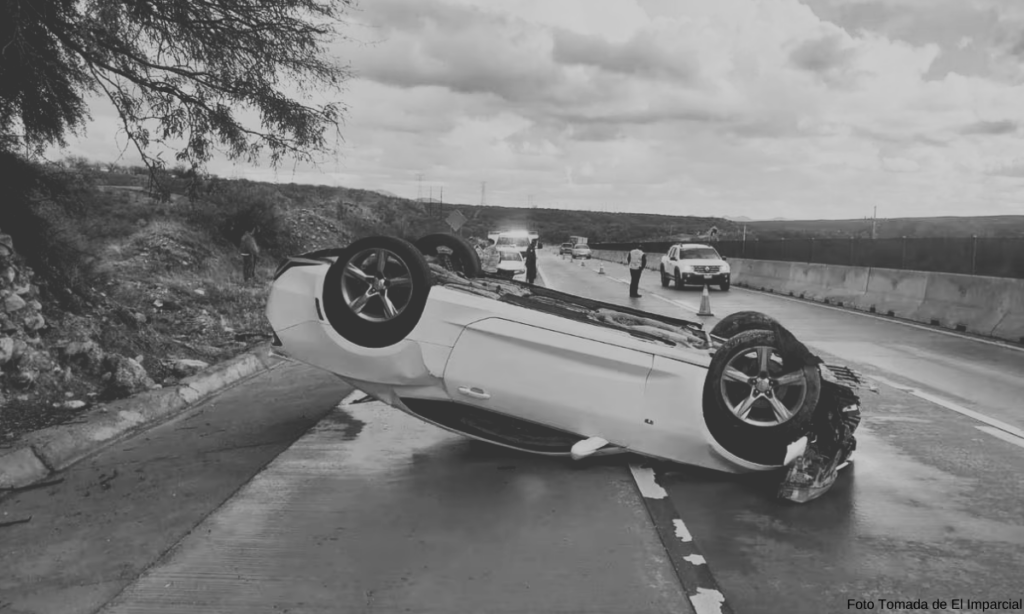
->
[322,236,433,348]
[674,268,684,289]
[414,233,482,278]
[660,266,669,287]
[710,311,779,340]
[702,329,821,466]
[720,281,731,291]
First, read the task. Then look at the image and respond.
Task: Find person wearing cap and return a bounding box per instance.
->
[627,243,646,298]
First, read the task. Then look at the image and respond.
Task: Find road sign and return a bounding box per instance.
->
[446,209,467,232]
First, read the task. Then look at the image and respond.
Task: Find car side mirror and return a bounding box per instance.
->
[670,256,677,261]
[722,257,728,261]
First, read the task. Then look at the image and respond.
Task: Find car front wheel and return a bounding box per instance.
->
[322,236,433,348]
[702,329,821,466]
[660,266,669,287]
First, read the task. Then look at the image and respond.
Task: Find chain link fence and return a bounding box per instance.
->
[590,237,1024,279]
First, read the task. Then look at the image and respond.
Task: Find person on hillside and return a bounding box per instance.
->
[525,239,538,285]
[627,243,646,298]
[240,228,260,282]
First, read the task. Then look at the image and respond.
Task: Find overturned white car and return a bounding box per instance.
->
[267,233,865,503]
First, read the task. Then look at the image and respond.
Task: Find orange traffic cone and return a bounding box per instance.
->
[697,284,713,316]
[580,260,586,267]
[597,262,606,275]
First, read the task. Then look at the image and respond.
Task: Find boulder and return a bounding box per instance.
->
[0,336,13,366]
[63,340,106,375]
[102,354,156,398]
[4,293,26,312]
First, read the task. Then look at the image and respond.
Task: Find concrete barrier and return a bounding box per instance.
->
[590,250,1024,344]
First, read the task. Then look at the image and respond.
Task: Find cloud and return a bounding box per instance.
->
[960,119,1018,135]
[47,0,1024,220]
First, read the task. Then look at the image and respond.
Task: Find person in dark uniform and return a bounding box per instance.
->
[525,239,538,285]
[627,243,646,298]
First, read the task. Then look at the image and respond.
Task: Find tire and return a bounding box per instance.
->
[660,266,669,287]
[414,233,482,278]
[322,236,433,348]
[674,268,684,289]
[710,311,779,340]
[702,329,821,466]
[720,281,731,291]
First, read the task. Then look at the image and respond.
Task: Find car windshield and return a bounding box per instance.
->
[499,251,523,262]
[680,247,720,260]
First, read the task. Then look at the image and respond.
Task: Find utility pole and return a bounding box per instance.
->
[417,173,424,201]
[439,186,444,220]
[871,206,878,240]
[480,181,487,206]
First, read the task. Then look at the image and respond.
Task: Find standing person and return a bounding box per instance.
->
[525,239,538,285]
[240,227,260,282]
[627,243,646,298]
[480,238,500,275]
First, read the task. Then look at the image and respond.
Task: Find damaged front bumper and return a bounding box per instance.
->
[778,364,868,503]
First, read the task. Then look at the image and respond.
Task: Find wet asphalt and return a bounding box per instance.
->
[541,251,1024,613]
[2,252,1021,614]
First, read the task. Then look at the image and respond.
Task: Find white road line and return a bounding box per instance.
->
[690,588,727,614]
[871,375,1024,440]
[684,554,708,565]
[651,293,700,313]
[629,464,668,499]
[976,426,1024,450]
[673,519,693,542]
[735,286,1024,354]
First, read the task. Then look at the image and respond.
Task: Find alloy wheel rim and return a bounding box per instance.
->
[340,248,414,322]
[719,345,808,427]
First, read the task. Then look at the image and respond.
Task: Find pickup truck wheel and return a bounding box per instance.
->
[660,266,669,287]
[674,269,684,289]
[720,280,731,291]
[710,311,779,340]
[702,329,820,466]
[414,233,482,278]
[322,236,432,348]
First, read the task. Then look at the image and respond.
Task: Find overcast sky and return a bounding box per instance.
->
[58,0,1024,220]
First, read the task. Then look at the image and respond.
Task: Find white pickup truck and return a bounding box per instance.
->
[659,243,731,291]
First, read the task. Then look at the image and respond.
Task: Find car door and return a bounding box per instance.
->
[443,317,655,441]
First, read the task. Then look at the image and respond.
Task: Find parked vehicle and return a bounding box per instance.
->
[559,243,574,255]
[660,243,731,291]
[495,248,527,281]
[571,244,592,259]
[267,233,865,503]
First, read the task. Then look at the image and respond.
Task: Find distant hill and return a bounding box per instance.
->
[742,216,1024,239]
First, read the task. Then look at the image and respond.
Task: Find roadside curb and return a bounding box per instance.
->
[0,342,287,490]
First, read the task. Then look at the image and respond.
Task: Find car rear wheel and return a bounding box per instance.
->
[322,236,432,348]
[414,233,482,278]
[710,311,779,340]
[702,329,820,466]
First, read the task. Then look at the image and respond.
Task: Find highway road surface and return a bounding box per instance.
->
[2,250,1021,614]
[541,250,1024,614]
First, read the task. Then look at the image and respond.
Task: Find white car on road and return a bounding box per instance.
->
[267,233,865,502]
[571,244,592,259]
[660,243,732,291]
[496,248,527,281]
